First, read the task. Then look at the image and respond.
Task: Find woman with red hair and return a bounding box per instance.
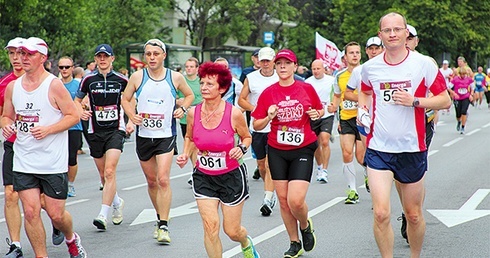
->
[176,62,258,258]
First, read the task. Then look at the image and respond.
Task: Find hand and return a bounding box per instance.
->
[173,107,185,119]
[30,126,50,140]
[176,154,189,168]
[2,124,16,139]
[327,102,336,113]
[132,114,143,126]
[229,147,244,160]
[392,88,411,106]
[306,107,320,120]
[80,110,92,121]
[267,105,278,120]
[126,121,134,134]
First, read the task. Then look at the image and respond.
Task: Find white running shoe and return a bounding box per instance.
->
[112,198,124,225]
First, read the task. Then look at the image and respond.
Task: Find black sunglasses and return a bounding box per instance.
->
[58,66,72,70]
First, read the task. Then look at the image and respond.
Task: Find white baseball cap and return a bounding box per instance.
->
[4,37,25,49]
[442,60,449,65]
[258,47,275,61]
[407,24,417,37]
[366,37,382,47]
[19,37,48,55]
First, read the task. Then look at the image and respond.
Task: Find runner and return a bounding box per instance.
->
[305,59,335,183]
[176,62,259,258]
[238,47,278,216]
[122,38,194,244]
[448,67,474,134]
[358,12,450,257]
[1,36,86,258]
[252,49,320,257]
[473,66,486,109]
[75,43,131,231]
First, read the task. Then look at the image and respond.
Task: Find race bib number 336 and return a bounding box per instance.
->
[140,113,164,130]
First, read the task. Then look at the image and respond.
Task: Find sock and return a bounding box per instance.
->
[264,191,273,201]
[158,220,168,228]
[68,181,74,187]
[112,192,121,207]
[317,165,322,171]
[99,204,111,219]
[343,162,357,191]
[157,214,160,221]
[462,125,465,129]
[12,241,20,248]
[65,234,75,243]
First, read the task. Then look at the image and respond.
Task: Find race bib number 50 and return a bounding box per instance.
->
[95,105,118,121]
[380,81,411,104]
[197,151,227,171]
[277,126,304,146]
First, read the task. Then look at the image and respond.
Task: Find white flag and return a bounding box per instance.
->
[315,32,342,71]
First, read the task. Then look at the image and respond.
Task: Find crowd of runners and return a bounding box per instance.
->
[0,10,488,258]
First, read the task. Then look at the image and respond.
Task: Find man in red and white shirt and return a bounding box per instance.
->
[358,12,451,258]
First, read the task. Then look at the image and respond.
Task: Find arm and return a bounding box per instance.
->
[238,78,254,112]
[229,106,252,160]
[1,81,16,139]
[344,87,358,102]
[253,105,275,131]
[176,106,197,168]
[30,80,80,140]
[172,72,194,118]
[121,71,142,125]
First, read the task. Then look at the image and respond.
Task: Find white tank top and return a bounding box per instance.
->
[12,74,68,174]
[135,68,177,138]
[246,69,279,132]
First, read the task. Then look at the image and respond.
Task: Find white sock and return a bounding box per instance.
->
[99,204,111,219]
[343,162,357,191]
[264,191,273,201]
[68,181,74,187]
[317,165,322,171]
[12,241,21,248]
[112,192,121,207]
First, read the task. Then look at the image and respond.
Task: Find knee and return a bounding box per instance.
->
[4,188,19,207]
[224,226,242,242]
[157,176,170,189]
[342,150,353,161]
[373,208,390,225]
[257,160,266,171]
[104,169,116,180]
[203,218,220,239]
[287,196,304,212]
[405,210,423,225]
[22,206,41,221]
[146,175,158,189]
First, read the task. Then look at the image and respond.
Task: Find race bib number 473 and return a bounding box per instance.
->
[95,105,118,121]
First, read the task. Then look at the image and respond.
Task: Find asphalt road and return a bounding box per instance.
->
[0,105,489,258]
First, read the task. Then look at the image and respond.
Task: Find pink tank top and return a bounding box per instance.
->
[193,102,239,175]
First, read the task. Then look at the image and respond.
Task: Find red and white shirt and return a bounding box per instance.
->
[360,51,446,153]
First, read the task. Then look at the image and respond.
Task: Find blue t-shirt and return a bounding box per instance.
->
[64,79,83,131]
[474,73,486,88]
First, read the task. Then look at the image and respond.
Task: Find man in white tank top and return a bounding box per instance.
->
[1,37,86,258]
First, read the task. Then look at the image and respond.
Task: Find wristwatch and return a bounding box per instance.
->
[412,97,420,107]
[180,106,188,114]
[238,144,248,154]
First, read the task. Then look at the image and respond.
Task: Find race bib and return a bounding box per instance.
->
[140,113,164,130]
[15,114,39,134]
[277,126,304,146]
[457,88,468,94]
[95,105,118,122]
[197,151,227,171]
[476,81,482,86]
[379,81,411,104]
[342,100,358,110]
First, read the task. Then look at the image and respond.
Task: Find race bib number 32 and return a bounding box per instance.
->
[95,105,118,121]
[277,126,304,146]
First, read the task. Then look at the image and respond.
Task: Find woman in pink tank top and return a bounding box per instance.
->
[176,62,259,257]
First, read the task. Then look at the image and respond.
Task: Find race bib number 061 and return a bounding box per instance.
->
[197,151,227,171]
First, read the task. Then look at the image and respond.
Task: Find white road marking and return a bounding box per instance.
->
[442,137,463,147]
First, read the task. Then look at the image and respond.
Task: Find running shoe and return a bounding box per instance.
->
[283,241,304,258]
[68,185,76,197]
[242,235,260,258]
[153,223,158,239]
[252,167,261,180]
[345,190,359,204]
[112,198,125,225]
[456,121,461,131]
[300,218,316,252]
[4,238,22,258]
[398,213,408,243]
[99,182,104,191]
[316,169,328,184]
[460,128,464,135]
[52,226,65,245]
[93,214,107,230]
[260,198,273,216]
[66,232,87,258]
[156,225,171,244]
[364,176,370,193]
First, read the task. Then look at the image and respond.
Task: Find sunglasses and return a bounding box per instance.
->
[144,40,165,52]
[58,66,72,70]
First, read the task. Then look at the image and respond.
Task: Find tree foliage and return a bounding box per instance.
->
[1,0,488,73]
